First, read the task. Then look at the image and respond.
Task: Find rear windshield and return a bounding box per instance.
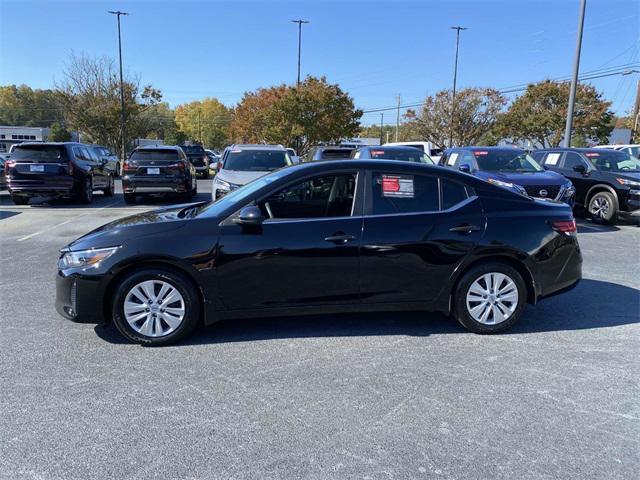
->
[180,145,205,155]
[10,145,68,163]
[584,150,640,172]
[368,148,434,164]
[130,150,180,162]
[403,144,426,152]
[224,149,291,171]
[474,150,543,173]
[320,149,354,160]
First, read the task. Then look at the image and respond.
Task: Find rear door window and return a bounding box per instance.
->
[561,152,586,170]
[441,179,469,210]
[371,172,439,215]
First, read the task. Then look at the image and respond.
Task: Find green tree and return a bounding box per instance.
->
[498,80,614,147]
[49,122,72,142]
[174,98,231,149]
[0,85,62,127]
[228,76,362,155]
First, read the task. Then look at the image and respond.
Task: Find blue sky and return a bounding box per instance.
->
[1,0,638,125]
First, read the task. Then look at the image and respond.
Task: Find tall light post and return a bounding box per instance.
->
[563,0,587,147]
[108,10,128,161]
[291,19,310,85]
[449,26,467,148]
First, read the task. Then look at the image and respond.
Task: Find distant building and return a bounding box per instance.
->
[0,126,52,153]
[607,128,632,145]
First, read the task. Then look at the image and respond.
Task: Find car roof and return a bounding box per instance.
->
[135,145,183,151]
[451,146,525,153]
[13,142,83,147]
[227,144,285,151]
[361,145,422,151]
[536,147,624,153]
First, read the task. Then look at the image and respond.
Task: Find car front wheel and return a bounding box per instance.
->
[588,191,616,224]
[112,268,200,345]
[103,175,115,197]
[454,262,526,334]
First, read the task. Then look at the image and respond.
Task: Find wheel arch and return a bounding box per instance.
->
[585,184,618,209]
[102,258,207,325]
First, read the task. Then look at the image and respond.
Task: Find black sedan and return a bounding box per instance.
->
[56,160,582,345]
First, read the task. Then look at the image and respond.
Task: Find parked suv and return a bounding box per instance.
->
[441,147,575,205]
[306,146,355,162]
[212,144,292,200]
[532,147,640,223]
[121,146,197,204]
[5,142,115,205]
[180,144,210,178]
[351,145,435,164]
[90,145,120,176]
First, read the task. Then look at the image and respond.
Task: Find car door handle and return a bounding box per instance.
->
[449,224,480,234]
[324,234,356,244]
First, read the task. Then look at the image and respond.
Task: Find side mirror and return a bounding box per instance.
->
[234,205,264,226]
[459,164,471,173]
[573,164,587,174]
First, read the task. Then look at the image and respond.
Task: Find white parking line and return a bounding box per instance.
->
[16,199,122,242]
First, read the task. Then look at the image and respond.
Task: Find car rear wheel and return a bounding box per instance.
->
[454,262,526,334]
[78,177,93,204]
[112,268,200,345]
[124,193,136,204]
[11,194,29,205]
[588,191,616,224]
[181,184,193,202]
[103,175,115,197]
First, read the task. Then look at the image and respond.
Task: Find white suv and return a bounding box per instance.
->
[212,144,292,201]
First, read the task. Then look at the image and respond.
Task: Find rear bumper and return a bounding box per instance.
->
[537,239,582,300]
[122,175,188,193]
[8,178,75,196]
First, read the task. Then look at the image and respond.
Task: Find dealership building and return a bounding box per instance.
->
[0,125,53,153]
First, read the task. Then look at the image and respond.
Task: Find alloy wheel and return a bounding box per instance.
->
[124,280,186,337]
[465,272,519,325]
[590,197,609,218]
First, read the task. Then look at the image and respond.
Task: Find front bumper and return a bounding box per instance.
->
[55,270,107,324]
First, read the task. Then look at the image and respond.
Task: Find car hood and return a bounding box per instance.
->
[217,169,271,185]
[476,170,568,185]
[64,202,205,251]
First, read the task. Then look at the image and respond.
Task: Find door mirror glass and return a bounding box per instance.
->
[459,164,471,173]
[573,164,587,173]
[234,205,264,226]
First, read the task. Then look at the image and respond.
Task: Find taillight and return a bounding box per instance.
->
[123,160,138,172]
[217,160,223,171]
[4,160,15,174]
[168,162,185,171]
[551,219,577,234]
[203,155,208,165]
[67,161,74,175]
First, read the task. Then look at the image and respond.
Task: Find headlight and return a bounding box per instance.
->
[487,178,528,196]
[616,178,640,187]
[61,246,120,268]
[215,178,231,192]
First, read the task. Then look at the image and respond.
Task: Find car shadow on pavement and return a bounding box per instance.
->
[0,210,20,220]
[576,218,620,234]
[94,278,639,346]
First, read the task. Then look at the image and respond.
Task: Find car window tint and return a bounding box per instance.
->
[460,152,475,169]
[441,179,468,210]
[562,152,585,169]
[372,172,439,215]
[263,174,356,219]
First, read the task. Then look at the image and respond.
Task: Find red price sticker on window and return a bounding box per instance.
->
[585,152,600,157]
[381,174,414,198]
[473,151,489,156]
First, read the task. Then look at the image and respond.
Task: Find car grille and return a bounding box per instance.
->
[523,184,561,200]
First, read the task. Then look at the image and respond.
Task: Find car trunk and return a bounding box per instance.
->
[127,152,184,177]
[9,145,72,183]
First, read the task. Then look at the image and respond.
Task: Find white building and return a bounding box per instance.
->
[0,126,51,153]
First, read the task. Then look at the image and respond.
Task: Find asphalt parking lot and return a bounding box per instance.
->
[0,180,638,480]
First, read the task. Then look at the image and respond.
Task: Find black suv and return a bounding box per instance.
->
[5,142,115,205]
[533,148,640,223]
[121,146,197,204]
[306,146,355,161]
[179,144,210,178]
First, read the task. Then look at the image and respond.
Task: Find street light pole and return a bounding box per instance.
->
[563,0,587,147]
[291,19,310,85]
[449,26,467,148]
[108,10,129,161]
[380,113,384,146]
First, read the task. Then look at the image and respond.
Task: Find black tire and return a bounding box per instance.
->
[181,183,193,202]
[192,180,198,195]
[103,175,115,197]
[587,191,616,224]
[453,262,527,334]
[124,193,136,204]
[202,171,209,179]
[78,177,93,204]
[11,194,29,205]
[112,268,201,346]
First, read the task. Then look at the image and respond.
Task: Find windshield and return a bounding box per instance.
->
[130,150,180,163]
[224,149,291,171]
[319,149,354,160]
[11,145,68,163]
[474,150,543,173]
[368,148,434,164]
[585,150,640,172]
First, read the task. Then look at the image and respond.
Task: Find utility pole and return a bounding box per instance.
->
[380,113,384,145]
[108,10,128,161]
[395,95,401,142]
[449,26,467,148]
[631,79,640,143]
[291,19,310,85]
[563,0,587,147]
